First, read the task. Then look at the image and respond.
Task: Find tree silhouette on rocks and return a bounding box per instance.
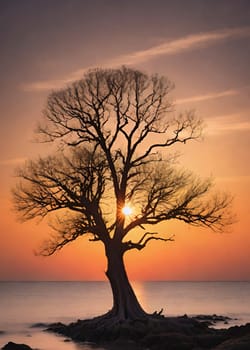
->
[13,67,233,322]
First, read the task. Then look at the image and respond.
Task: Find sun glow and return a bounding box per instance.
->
[122,205,133,216]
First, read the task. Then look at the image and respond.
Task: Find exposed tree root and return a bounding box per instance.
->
[47,309,163,342]
[47,311,210,344]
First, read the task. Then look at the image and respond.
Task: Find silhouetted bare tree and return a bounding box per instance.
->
[13,67,232,321]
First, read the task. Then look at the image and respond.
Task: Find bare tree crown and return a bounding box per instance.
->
[13,67,233,255]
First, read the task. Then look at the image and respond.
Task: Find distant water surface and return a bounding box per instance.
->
[0,281,250,350]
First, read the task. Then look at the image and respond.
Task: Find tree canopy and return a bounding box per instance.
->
[12,67,233,320]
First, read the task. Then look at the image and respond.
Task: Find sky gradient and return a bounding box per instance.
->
[0,0,250,281]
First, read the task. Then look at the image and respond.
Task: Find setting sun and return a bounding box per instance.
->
[122,205,133,216]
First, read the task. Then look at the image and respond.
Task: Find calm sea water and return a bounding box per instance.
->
[0,281,250,350]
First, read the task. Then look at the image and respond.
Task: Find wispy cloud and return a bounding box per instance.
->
[206,111,250,135]
[21,80,65,92]
[21,26,250,92]
[111,26,250,65]
[176,89,239,105]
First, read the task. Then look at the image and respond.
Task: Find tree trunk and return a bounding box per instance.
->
[105,242,147,321]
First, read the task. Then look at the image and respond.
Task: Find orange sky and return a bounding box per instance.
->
[0,0,250,281]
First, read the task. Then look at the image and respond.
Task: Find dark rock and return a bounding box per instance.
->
[195,333,227,348]
[142,332,195,350]
[46,315,250,350]
[193,314,233,327]
[226,323,250,338]
[63,338,71,342]
[214,334,250,349]
[30,322,49,328]
[1,342,33,350]
[46,322,69,335]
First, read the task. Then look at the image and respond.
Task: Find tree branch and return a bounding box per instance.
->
[13,67,233,257]
[123,233,175,252]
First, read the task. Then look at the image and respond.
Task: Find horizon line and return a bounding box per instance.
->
[1,280,249,283]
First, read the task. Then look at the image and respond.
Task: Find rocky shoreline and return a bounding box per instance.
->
[1,315,250,350]
[46,314,250,350]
